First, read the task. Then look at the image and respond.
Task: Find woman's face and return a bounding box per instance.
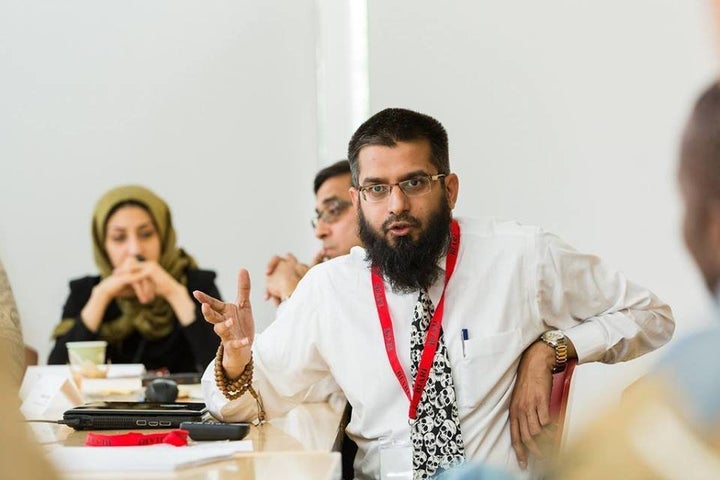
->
[103,205,161,268]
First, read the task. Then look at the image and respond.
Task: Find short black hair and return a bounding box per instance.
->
[681,81,720,200]
[313,159,352,194]
[347,108,450,186]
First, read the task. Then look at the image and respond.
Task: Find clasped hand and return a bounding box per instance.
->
[98,256,182,304]
[194,269,255,379]
[264,251,324,305]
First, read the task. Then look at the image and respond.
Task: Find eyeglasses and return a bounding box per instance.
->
[311,200,353,229]
[358,174,446,203]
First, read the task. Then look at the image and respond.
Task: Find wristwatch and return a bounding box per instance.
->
[540,330,567,373]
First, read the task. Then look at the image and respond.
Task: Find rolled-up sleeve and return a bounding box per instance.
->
[535,231,675,363]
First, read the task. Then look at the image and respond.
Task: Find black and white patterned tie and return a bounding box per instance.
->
[410,289,465,479]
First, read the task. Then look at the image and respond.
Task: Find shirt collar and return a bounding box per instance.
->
[436,253,448,275]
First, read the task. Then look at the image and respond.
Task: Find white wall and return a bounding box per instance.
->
[0,0,324,359]
[315,0,370,163]
[366,0,718,440]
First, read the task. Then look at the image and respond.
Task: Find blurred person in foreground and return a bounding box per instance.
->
[0,342,58,480]
[0,255,58,478]
[551,81,720,480]
[0,256,28,386]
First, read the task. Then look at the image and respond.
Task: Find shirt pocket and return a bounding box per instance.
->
[455,328,522,410]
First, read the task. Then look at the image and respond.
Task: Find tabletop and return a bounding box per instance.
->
[22,365,345,480]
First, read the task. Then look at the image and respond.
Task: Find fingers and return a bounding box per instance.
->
[136,261,178,298]
[132,278,155,304]
[264,289,281,305]
[108,262,144,284]
[193,289,225,309]
[236,268,251,309]
[517,404,559,463]
[511,399,545,459]
[285,253,298,265]
[510,385,552,468]
[519,413,543,458]
[200,302,226,324]
[525,407,545,438]
[117,255,142,271]
[212,316,252,379]
[294,262,310,278]
[311,249,326,266]
[511,417,528,470]
[213,316,251,354]
[213,316,245,342]
[509,395,527,468]
[509,340,557,466]
[537,400,551,427]
[265,255,283,275]
[264,288,281,305]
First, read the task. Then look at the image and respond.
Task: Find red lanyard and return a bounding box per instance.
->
[371,220,460,420]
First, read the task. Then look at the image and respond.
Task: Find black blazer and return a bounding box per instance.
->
[48,269,221,373]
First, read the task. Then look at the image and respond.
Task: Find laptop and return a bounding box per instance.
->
[63,401,208,430]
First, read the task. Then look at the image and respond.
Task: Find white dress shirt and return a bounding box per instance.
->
[202,217,674,479]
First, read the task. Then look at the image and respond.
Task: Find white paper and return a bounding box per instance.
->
[46,441,253,472]
[178,383,204,401]
[20,364,146,401]
[105,364,146,378]
[81,377,142,396]
[21,374,82,420]
[20,366,71,400]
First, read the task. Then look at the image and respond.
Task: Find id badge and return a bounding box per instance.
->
[379,439,412,480]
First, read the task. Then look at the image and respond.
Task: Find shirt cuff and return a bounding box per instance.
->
[563,320,608,364]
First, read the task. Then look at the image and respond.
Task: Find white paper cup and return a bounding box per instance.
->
[67,341,108,380]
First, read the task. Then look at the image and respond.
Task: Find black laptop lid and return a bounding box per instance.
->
[63,401,208,430]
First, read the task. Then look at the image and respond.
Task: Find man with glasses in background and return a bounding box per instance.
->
[197,108,674,480]
[264,160,361,306]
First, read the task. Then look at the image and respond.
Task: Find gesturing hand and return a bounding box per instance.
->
[193,269,255,379]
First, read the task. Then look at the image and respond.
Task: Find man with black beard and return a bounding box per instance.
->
[197,108,674,480]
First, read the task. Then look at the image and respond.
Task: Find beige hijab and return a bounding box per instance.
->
[53,185,197,342]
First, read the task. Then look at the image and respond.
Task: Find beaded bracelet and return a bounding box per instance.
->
[214,344,266,423]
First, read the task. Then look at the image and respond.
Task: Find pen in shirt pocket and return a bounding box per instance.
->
[461,328,469,358]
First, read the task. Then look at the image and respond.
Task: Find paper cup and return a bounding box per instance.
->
[67,341,108,380]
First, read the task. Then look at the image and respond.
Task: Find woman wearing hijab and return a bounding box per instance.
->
[48,185,220,373]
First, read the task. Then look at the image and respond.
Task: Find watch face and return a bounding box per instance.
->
[543,330,565,343]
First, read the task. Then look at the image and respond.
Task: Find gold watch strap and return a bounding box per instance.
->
[541,330,567,373]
